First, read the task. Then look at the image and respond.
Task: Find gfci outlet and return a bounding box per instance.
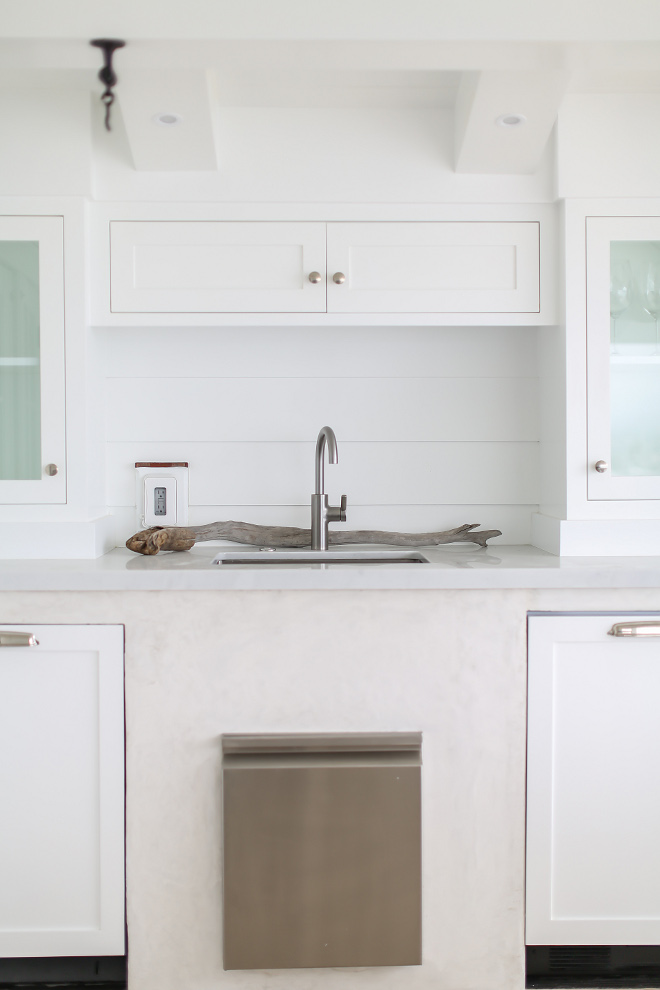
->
[135,463,189,528]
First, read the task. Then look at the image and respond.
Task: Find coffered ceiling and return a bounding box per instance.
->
[2,0,660,175]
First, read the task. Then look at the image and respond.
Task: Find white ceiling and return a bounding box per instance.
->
[3,5,660,175]
[5,39,660,105]
[2,0,660,42]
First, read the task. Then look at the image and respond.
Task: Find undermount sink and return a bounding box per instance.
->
[212,549,430,566]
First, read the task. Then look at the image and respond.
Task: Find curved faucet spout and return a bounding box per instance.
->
[311,426,347,551]
[315,425,338,495]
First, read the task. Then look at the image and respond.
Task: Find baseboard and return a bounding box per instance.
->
[0,955,126,986]
[0,516,116,559]
[532,514,660,556]
[530,513,562,554]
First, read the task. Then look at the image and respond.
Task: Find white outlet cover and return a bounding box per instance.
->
[135,466,189,528]
[143,476,177,527]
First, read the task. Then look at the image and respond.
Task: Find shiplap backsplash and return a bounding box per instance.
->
[102,325,539,544]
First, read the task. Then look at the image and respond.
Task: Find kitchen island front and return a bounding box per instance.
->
[1,553,660,990]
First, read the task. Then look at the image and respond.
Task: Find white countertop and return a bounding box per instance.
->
[0,544,659,591]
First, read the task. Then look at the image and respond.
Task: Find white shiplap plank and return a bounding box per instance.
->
[185,504,533,543]
[99,326,537,380]
[105,377,538,442]
[106,440,539,507]
[112,503,533,548]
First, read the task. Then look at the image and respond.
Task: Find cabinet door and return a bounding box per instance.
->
[0,217,65,503]
[110,221,326,313]
[527,613,660,945]
[326,222,539,313]
[587,216,660,500]
[0,625,125,957]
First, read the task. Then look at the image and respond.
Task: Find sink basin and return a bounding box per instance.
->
[212,549,429,566]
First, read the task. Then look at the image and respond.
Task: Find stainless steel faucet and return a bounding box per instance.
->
[311,426,347,551]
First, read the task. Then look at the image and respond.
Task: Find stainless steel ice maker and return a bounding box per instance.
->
[222,732,422,970]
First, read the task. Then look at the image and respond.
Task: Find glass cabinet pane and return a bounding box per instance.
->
[610,240,660,477]
[0,241,41,480]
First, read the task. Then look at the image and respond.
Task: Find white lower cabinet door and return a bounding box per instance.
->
[110,221,327,313]
[0,625,125,957]
[326,221,540,313]
[527,613,660,945]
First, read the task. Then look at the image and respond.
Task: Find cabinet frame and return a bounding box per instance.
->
[532,200,660,557]
[0,216,66,504]
[90,202,557,327]
[587,215,660,501]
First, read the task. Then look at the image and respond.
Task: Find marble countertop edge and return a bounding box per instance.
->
[0,545,657,591]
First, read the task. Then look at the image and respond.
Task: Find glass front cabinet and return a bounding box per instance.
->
[587,216,660,501]
[0,216,65,503]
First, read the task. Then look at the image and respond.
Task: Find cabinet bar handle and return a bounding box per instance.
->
[608,621,660,637]
[0,631,39,646]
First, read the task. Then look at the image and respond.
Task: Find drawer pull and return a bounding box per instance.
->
[0,631,39,647]
[608,621,660,638]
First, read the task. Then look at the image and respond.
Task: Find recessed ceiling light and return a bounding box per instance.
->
[496,113,527,128]
[153,112,182,126]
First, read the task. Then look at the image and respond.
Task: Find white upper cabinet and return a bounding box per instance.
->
[0,217,65,503]
[527,613,660,945]
[100,215,547,325]
[326,222,539,314]
[587,216,660,501]
[110,221,327,313]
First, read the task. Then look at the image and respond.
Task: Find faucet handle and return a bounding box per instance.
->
[326,495,348,525]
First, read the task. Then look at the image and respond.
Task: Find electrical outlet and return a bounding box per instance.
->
[135,463,188,528]
[143,476,177,526]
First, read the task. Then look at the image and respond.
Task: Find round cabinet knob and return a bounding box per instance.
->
[333,272,346,284]
[308,271,322,284]
[45,463,59,477]
[594,460,608,473]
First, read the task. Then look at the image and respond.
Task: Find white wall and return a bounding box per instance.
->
[102,325,539,546]
[93,105,555,204]
[0,89,91,197]
[557,94,660,199]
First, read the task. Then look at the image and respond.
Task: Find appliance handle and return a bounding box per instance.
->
[608,621,660,638]
[0,631,39,647]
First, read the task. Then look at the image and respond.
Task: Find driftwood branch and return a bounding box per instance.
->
[126,520,502,556]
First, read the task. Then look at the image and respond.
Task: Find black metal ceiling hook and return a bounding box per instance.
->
[90,38,126,131]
